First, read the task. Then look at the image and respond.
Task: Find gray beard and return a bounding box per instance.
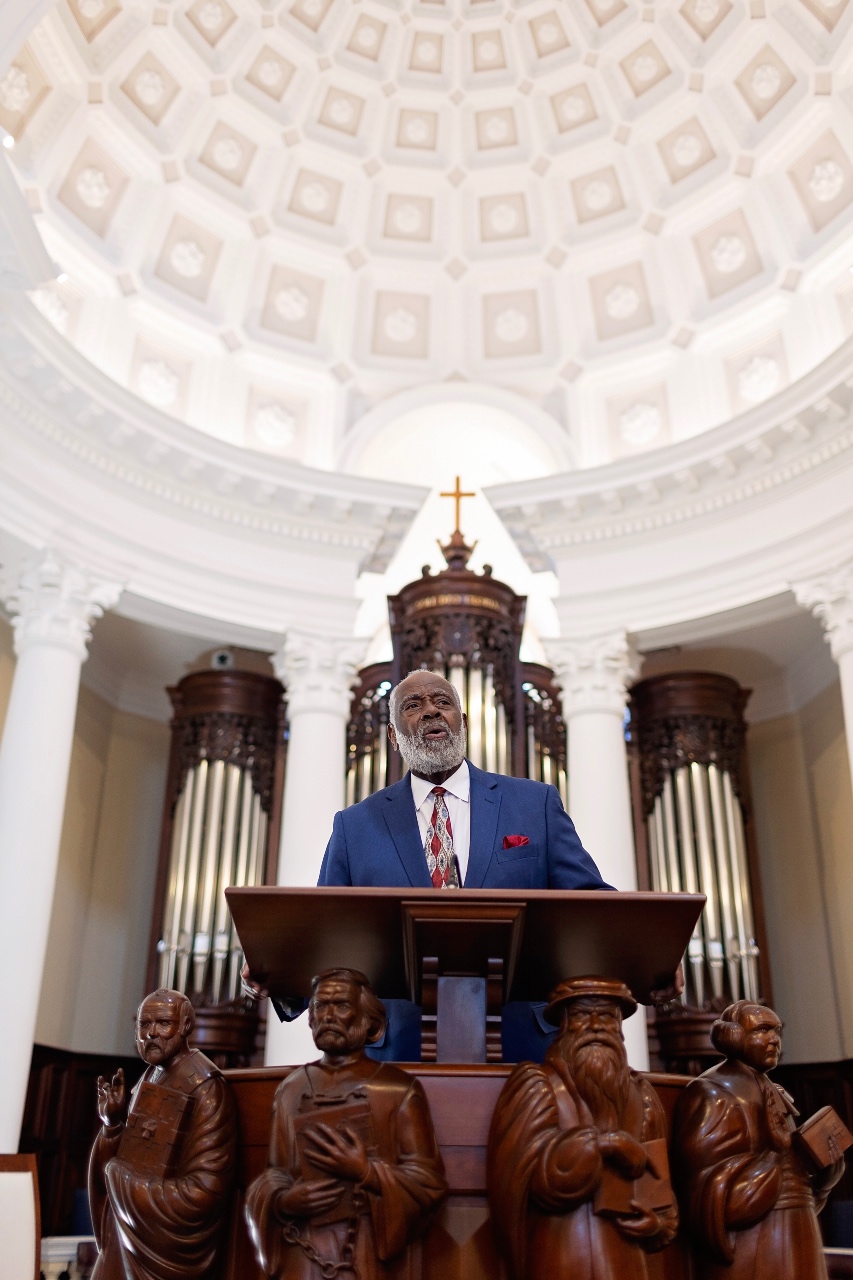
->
[397,722,467,776]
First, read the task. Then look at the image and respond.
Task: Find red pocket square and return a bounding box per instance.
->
[503,835,530,849]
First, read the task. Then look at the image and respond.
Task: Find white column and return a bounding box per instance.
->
[794,559,853,800]
[546,630,648,1069]
[0,551,121,1151]
[265,631,364,1065]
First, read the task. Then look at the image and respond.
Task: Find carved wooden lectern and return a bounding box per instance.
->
[225,887,704,1068]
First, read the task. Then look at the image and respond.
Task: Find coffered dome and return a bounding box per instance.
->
[3,0,853,469]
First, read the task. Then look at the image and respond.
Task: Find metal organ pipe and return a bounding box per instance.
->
[176,758,208,995]
[628,671,764,1017]
[674,766,707,1009]
[149,670,285,1067]
[707,763,742,1002]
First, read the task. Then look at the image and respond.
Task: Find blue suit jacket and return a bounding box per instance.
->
[318,762,610,890]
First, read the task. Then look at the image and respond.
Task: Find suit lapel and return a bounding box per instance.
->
[465,763,501,888]
[382,776,433,887]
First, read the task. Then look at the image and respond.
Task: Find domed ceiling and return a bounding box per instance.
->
[2,0,853,470]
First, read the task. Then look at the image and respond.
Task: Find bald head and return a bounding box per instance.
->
[136,989,194,1066]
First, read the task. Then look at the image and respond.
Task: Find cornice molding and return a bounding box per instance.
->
[0,300,428,571]
[486,339,853,566]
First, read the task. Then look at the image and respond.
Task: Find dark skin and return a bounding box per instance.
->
[240,673,469,1001]
[387,670,468,785]
[276,978,381,1219]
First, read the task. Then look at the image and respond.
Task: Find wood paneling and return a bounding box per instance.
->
[19,1044,144,1237]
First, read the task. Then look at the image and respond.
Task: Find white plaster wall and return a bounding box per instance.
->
[31,686,169,1057]
[748,702,846,1064]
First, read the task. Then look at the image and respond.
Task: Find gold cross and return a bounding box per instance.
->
[440,476,476,532]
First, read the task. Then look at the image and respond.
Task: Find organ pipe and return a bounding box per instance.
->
[628,671,767,1019]
[148,669,286,1066]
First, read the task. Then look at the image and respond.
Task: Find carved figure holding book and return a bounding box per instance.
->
[245,968,447,1279]
[673,1000,851,1280]
[487,976,677,1280]
[88,988,237,1280]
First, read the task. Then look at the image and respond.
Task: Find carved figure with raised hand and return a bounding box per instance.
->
[487,977,677,1280]
[88,988,237,1280]
[245,967,448,1279]
[673,1000,850,1280]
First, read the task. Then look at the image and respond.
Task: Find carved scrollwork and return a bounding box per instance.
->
[347,664,393,758]
[397,610,519,721]
[174,711,280,814]
[635,713,745,817]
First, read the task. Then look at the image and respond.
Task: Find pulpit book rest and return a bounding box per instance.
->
[226,887,704,1063]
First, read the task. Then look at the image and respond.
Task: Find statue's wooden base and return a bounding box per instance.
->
[221,1064,694,1280]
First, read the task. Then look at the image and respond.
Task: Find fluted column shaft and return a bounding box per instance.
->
[0,552,120,1151]
[794,560,853,800]
[547,630,648,1069]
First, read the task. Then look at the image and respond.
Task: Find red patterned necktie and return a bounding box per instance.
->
[425,787,459,890]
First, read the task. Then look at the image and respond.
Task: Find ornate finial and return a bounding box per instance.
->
[439,476,476,533]
[438,528,477,571]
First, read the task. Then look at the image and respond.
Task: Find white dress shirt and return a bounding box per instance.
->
[409,760,471,884]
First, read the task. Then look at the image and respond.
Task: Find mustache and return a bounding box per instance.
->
[397,720,467,773]
[573,1031,625,1051]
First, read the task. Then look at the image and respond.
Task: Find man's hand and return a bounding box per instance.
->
[305,1124,371,1185]
[277,1178,344,1219]
[598,1131,648,1179]
[240,963,269,1002]
[650,962,685,1007]
[96,1068,127,1128]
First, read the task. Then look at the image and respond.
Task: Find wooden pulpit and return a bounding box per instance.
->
[217,888,704,1280]
[225,886,704,1064]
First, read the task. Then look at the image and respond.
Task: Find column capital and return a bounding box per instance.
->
[792,560,853,662]
[5,550,122,661]
[272,630,365,719]
[545,630,639,718]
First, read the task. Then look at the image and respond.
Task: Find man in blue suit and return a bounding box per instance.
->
[316,669,611,1061]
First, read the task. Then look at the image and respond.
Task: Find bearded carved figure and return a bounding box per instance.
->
[88,988,237,1280]
[673,1001,849,1280]
[245,968,448,1279]
[487,977,678,1280]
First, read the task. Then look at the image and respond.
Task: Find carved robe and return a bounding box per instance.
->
[673,1058,844,1280]
[89,1048,237,1280]
[487,1055,677,1280]
[245,1058,447,1280]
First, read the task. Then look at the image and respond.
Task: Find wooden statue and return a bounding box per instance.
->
[673,1000,850,1280]
[245,967,448,1279]
[487,976,677,1280]
[88,988,237,1280]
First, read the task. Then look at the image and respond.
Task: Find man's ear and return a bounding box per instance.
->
[462,711,468,729]
[180,1015,194,1039]
[387,722,398,750]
